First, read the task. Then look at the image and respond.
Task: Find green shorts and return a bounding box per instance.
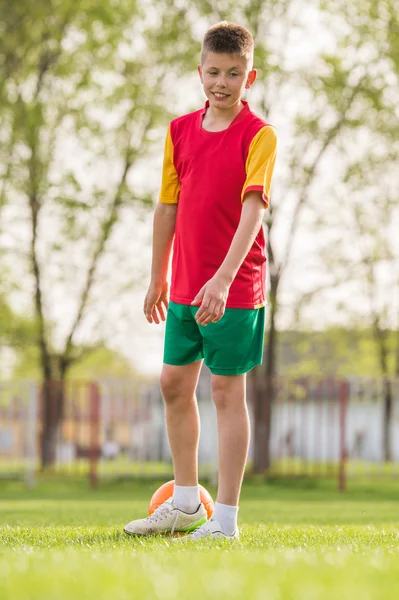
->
[163,301,265,376]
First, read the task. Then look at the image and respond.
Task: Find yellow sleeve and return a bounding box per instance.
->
[159,125,180,204]
[241,125,277,207]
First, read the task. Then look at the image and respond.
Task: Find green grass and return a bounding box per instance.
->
[3,455,399,486]
[1,479,399,599]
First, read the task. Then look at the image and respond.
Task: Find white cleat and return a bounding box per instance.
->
[176,519,239,541]
[123,498,207,536]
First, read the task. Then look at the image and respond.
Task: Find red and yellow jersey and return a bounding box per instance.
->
[159,100,277,309]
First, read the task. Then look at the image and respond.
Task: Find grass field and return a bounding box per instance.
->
[1,478,399,599]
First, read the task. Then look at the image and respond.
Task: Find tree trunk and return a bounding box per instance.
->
[252,273,279,473]
[382,378,393,462]
[396,337,399,378]
[373,321,392,463]
[40,379,65,468]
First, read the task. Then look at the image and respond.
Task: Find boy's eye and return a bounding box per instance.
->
[208,72,239,76]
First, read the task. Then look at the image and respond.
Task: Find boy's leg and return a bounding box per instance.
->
[174,373,248,541]
[204,373,248,537]
[124,359,207,536]
[211,373,249,506]
[174,307,263,540]
[161,302,204,489]
[160,360,203,487]
[197,306,263,508]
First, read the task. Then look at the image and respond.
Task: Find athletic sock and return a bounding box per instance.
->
[211,502,238,536]
[173,485,201,514]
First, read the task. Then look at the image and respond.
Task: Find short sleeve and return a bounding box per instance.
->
[159,125,180,204]
[241,125,277,208]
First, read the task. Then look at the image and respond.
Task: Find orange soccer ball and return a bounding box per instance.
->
[148,480,214,519]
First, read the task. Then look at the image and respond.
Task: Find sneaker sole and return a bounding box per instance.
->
[174,516,207,534]
[123,516,207,537]
[173,533,239,543]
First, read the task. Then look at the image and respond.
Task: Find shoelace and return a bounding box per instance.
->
[147,502,172,523]
[146,502,180,535]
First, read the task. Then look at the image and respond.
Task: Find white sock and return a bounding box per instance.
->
[173,485,201,513]
[211,502,238,536]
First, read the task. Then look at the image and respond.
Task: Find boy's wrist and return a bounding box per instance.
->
[215,268,235,287]
[149,274,168,288]
[150,278,167,288]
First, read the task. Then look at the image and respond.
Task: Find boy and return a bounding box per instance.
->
[124,21,277,540]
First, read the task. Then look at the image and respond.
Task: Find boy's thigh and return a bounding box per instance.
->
[200,307,265,375]
[163,301,204,366]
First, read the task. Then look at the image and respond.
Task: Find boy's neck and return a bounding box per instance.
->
[202,99,246,132]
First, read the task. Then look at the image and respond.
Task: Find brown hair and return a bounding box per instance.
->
[201,22,254,64]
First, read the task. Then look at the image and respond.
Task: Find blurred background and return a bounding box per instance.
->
[0,0,398,488]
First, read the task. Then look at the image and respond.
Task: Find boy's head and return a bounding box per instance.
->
[198,22,257,110]
[201,21,254,67]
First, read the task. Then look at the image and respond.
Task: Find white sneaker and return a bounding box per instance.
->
[123,498,207,536]
[177,519,239,541]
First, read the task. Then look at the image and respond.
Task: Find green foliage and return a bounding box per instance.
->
[1,0,398,386]
[0,295,37,349]
[9,344,138,381]
[67,346,137,379]
[288,0,399,384]
[6,344,41,380]
[0,0,205,381]
[318,0,399,134]
[278,328,398,377]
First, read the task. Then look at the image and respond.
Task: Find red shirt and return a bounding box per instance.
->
[159,100,277,309]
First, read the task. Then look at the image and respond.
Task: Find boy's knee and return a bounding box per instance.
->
[160,371,180,402]
[211,374,246,410]
[211,376,231,410]
[160,367,193,404]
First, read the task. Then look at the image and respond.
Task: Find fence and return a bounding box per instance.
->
[0,375,218,486]
[260,377,399,484]
[255,377,348,489]
[0,375,398,489]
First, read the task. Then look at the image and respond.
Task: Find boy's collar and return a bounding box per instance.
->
[200,99,250,116]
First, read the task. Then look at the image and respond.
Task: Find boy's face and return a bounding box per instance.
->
[198,52,257,111]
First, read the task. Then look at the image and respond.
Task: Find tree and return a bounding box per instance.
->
[0,0,200,465]
[286,0,399,461]
[251,0,399,472]
[308,153,399,459]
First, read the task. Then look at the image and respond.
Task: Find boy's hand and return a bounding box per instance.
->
[144,281,169,324]
[191,274,230,326]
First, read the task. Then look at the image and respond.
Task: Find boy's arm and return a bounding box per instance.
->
[192,125,277,326]
[144,124,180,324]
[192,192,265,325]
[144,202,178,324]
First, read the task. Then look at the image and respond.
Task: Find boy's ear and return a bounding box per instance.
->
[197,65,204,83]
[245,69,257,89]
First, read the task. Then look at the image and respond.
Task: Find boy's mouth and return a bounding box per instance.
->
[212,92,230,99]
